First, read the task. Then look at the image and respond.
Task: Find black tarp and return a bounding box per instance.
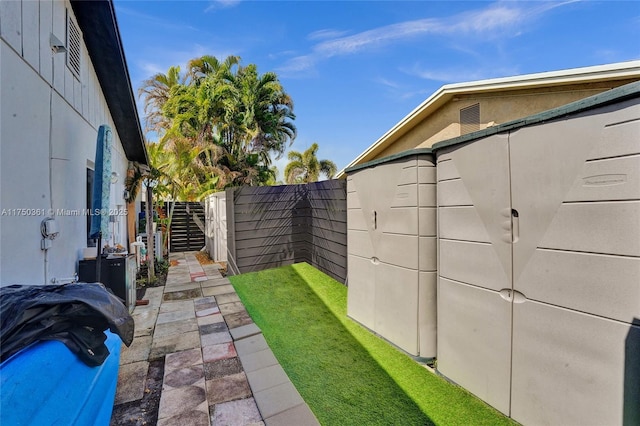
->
[0,283,134,366]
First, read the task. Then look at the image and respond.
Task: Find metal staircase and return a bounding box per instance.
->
[167,202,206,252]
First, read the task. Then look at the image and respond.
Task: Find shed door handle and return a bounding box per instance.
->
[512,209,520,243]
[372,210,377,230]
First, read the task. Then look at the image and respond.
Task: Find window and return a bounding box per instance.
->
[460,103,480,135]
[66,9,81,78]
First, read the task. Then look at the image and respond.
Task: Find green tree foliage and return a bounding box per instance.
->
[139,55,296,192]
[284,142,337,184]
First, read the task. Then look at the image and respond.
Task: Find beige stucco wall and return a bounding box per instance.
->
[375,79,638,160]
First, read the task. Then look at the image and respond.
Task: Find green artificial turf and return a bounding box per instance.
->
[229,263,515,426]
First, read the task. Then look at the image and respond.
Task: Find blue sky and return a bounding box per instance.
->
[113,0,640,176]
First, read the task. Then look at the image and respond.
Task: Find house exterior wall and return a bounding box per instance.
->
[0,0,131,286]
[375,79,638,160]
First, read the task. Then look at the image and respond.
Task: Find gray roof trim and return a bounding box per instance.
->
[70,0,148,165]
[432,80,640,152]
[345,148,433,174]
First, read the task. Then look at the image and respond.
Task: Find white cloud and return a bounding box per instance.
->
[313,19,442,58]
[373,77,402,90]
[278,1,577,75]
[448,4,525,34]
[115,5,199,32]
[276,55,317,74]
[139,62,165,77]
[307,28,350,41]
[205,0,242,13]
[402,64,521,84]
[267,50,298,60]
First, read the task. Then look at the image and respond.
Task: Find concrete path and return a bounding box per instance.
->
[112,252,319,426]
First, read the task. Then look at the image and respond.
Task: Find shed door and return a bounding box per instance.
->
[436,133,513,415]
[437,97,640,424]
[347,157,424,356]
[508,99,640,426]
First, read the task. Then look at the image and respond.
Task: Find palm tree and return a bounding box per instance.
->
[284,143,337,184]
[219,64,296,167]
[187,54,240,84]
[139,56,296,189]
[138,66,185,134]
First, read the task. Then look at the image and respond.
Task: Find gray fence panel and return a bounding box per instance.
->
[226,180,347,283]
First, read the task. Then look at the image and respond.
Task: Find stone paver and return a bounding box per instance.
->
[197,306,221,317]
[114,361,149,404]
[203,342,237,363]
[263,403,319,426]
[234,334,270,356]
[120,335,152,364]
[158,385,208,419]
[158,410,210,426]
[219,301,246,316]
[245,364,290,393]
[211,398,262,426]
[200,322,229,336]
[164,288,203,301]
[132,308,160,337]
[154,317,198,339]
[253,381,305,419]
[165,277,192,286]
[206,372,252,404]
[113,251,318,426]
[202,285,235,296]
[163,365,205,390]
[201,331,233,347]
[165,348,203,372]
[215,292,241,305]
[195,297,218,309]
[160,299,194,313]
[198,313,225,326]
[230,323,261,340]
[150,330,201,360]
[204,357,243,380]
[157,309,195,324]
[200,278,231,288]
[224,310,254,329]
[140,287,165,307]
[163,282,201,292]
[239,349,279,373]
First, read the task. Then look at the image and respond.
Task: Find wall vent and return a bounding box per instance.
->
[66,9,82,78]
[460,103,480,135]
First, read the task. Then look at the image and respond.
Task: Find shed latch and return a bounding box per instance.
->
[511,209,520,243]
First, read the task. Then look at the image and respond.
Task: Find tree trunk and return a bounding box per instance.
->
[146,183,155,283]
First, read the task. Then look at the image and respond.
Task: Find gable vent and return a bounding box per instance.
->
[66,9,81,78]
[460,103,480,135]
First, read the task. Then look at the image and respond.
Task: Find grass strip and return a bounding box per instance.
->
[230,263,515,426]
